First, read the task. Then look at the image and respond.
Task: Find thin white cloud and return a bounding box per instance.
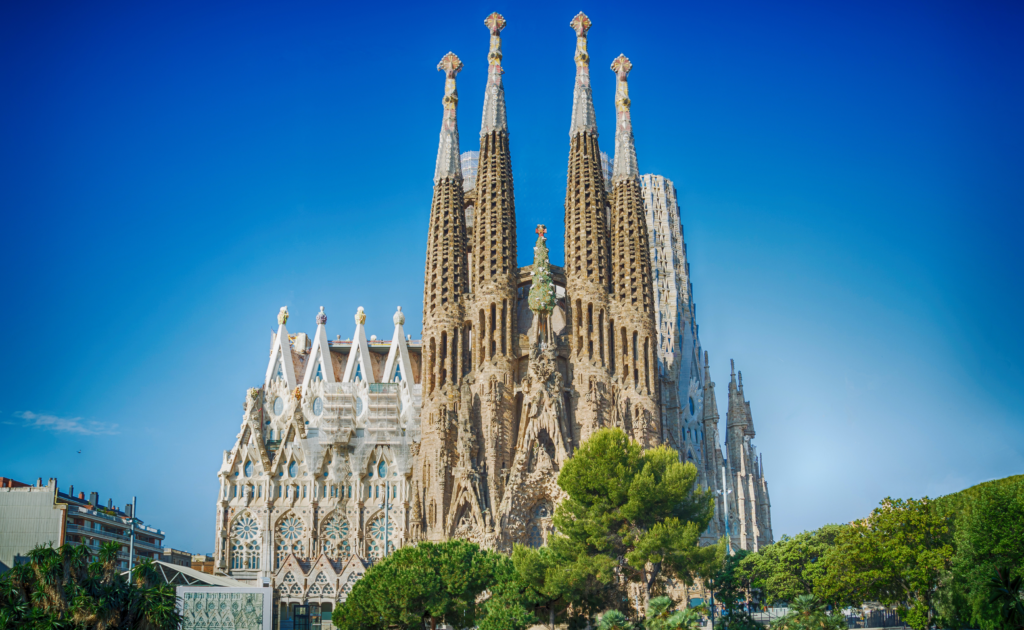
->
[11,411,119,436]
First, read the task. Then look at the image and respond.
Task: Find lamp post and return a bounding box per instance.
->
[127,496,137,581]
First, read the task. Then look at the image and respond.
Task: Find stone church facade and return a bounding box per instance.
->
[213,12,773,626]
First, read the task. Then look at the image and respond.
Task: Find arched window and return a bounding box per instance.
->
[275,515,306,568]
[321,512,351,561]
[230,514,261,570]
[366,513,394,559]
[244,460,253,477]
[527,524,544,549]
[288,461,298,478]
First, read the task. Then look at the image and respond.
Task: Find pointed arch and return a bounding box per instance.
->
[302,322,337,397]
[342,315,376,384]
[265,322,297,390]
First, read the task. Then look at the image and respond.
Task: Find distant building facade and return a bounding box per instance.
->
[0,477,166,572]
[162,547,193,568]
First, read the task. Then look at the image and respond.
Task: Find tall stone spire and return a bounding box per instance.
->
[564,12,612,442]
[434,53,464,184]
[608,54,660,447]
[611,54,639,181]
[419,52,470,542]
[470,12,518,516]
[480,12,507,134]
[569,12,598,136]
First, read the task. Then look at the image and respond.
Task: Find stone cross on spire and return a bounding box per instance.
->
[481,13,508,135]
[434,52,464,184]
[611,54,639,181]
[535,224,546,236]
[569,12,597,136]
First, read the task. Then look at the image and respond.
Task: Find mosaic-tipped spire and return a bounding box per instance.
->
[528,225,556,314]
[611,54,639,181]
[569,12,597,136]
[434,52,464,184]
[481,13,507,135]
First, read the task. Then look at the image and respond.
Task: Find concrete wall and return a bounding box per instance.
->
[0,479,64,571]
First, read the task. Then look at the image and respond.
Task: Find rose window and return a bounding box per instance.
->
[279,517,303,540]
[275,516,306,568]
[367,515,394,558]
[322,514,351,561]
[232,515,259,541]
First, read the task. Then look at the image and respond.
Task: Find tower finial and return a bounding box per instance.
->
[278,306,289,326]
[731,358,735,376]
[481,13,508,134]
[434,53,464,184]
[611,54,639,181]
[569,12,597,136]
[316,306,327,325]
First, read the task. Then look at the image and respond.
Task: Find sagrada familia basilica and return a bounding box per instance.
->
[213,12,774,622]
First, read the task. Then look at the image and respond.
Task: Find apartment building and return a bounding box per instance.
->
[0,477,165,571]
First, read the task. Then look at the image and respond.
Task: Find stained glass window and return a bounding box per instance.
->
[273,397,284,415]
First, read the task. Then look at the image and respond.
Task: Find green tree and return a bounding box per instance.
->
[510,543,615,629]
[820,497,952,629]
[552,428,717,607]
[935,476,1024,630]
[987,568,1024,630]
[770,594,846,630]
[333,539,527,630]
[0,541,180,630]
[738,525,845,606]
[645,596,707,630]
[705,548,760,630]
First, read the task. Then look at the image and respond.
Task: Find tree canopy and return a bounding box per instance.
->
[0,541,180,630]
[332,539,529,630]
[552,427,718,605]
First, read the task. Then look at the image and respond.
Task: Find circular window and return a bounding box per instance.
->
[378,461,388,478]
[312,397,323,417]
[355,397,364,416]
[273,397,284,416]
[244,461,253,477]
[689,397,695,416]
[232,515,259,541]
[288,461,298,478]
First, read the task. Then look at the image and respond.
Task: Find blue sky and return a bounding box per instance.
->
[1,0,1021,554]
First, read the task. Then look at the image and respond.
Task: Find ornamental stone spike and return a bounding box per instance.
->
[481,12,508,135]
[611,54,639,182]
[393,306,405,326]
[355,306,366,325]
[569,12,598,136]
[316,306,327,326]
[278,306,289,326]
[434,52,464,184]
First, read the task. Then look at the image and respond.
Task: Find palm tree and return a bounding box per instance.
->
[0,542,181,630]
[771,594,847,630]
[988,568,1024,630]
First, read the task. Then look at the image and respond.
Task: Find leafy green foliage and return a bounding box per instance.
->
[737,525,845,606]
[705,548,760,630]
[553,428,717,602]
[817,497,951,628]
[0,541,180,630]
[935,476,1024,630]
[645,596,707,630]
[770,594,846,630]
[598,609,636,630]
[332,539,529,630]
[987,568,1024,630]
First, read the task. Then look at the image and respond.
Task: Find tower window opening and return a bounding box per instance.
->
[501,300,507,356]
[490,303,497,358]
[440,332,448,388]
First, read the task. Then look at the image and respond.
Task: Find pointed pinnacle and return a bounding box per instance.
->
[570,12,592,36]
[484,12,506,35]
[611,54,632,79]
[438,52,463,78]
